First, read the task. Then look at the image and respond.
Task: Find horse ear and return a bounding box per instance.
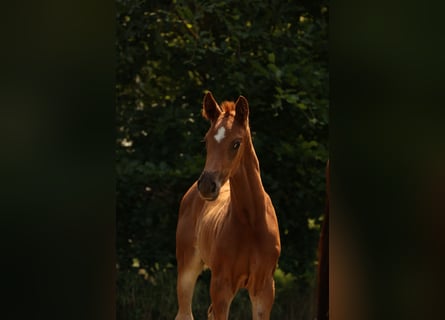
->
[202,92,221,122]
[235,95,249,125]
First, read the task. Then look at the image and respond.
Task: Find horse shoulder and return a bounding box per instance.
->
[178,182,203,219]
[177,182,204,255]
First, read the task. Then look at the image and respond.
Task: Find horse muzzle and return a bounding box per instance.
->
[197,171,221,201]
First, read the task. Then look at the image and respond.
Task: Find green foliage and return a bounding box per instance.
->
[116,0,328,318]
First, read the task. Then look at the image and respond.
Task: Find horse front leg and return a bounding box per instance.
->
[208,274,236,320]
[175,251,203,320]
[248,276,275,320]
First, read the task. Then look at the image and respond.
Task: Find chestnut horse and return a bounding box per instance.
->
[175,92,281,320]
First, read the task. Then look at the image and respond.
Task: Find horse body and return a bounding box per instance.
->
[176,92,281,320]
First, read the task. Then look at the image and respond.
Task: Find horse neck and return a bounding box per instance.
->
[229,135,267,225]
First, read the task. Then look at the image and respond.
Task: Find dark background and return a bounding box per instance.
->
[0,1,444,320]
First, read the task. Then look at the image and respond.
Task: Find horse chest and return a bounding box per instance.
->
[197,209,276,266]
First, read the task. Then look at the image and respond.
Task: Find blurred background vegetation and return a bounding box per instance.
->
[116,0,328,319]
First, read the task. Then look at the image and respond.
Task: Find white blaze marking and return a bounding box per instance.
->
[214,126,226,143]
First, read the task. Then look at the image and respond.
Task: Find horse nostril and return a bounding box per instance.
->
[211,182,216,193]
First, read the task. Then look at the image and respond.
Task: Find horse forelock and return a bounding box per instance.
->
[220,101,236,115]
[219,101,249,127]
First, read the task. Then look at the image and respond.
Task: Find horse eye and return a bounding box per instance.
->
[233,141,240,150]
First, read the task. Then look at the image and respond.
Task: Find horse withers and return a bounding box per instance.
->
[175,92,281,320]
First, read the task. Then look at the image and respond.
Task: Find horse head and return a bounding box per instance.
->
[197,91,250,201]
